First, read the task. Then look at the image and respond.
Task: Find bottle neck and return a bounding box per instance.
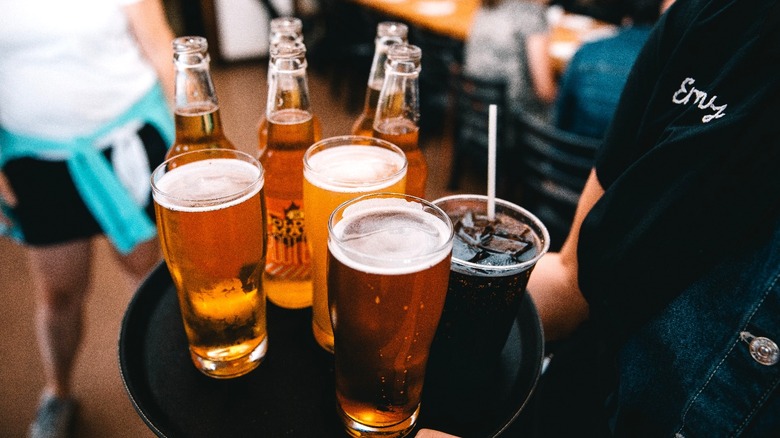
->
[174,68,220,115]
[373,70,420,152]
[374,66,420,127]
[173,65,224,140]
[267,43,312,117]
[174,108,225,139]
[172,37,225,139]
[367,35,406,92]
[173,52,220,116]
[265,41,316,150]
[269,16,303,46]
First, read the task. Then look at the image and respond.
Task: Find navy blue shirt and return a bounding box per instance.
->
[554,26,653,139]
[579,0,780,341]
[575,0,780,434]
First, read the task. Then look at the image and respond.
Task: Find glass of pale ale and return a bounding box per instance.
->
[426,195,549,400]
[151,148,268,379]
[327,193,454,437]
[303,135,407,353]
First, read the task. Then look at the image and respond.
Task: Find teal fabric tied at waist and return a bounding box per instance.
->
[0,83,174,254]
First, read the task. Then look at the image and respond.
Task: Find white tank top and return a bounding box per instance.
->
[0,0,158,140]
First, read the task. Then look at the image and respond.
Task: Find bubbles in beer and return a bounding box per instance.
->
[452,210,537,266]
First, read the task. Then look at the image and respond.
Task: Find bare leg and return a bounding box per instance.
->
[27,238,94,398]
[28,234,160,399]
[112,236,162,285]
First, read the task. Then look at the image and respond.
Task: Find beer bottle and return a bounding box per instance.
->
[167,36,236,160]
[350,22,408,137]
[373,43,428,198]
[260,40,319,309]
[257,17,304,159]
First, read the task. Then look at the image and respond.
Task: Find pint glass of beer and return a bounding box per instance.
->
[328,193,454,437]
[304,135,407,353]
[151,148,268,379]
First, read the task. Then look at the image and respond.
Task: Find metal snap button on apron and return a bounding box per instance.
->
[740,331,779,366]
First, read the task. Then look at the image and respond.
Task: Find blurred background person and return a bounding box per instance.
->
[462,0,558,122]
[553,0,674,138]
[0,0,175,436]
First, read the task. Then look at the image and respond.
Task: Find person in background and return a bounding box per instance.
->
[0,1,175,436]
[553,0,674,138]
[462,0,558,122]
[519,0,779,435]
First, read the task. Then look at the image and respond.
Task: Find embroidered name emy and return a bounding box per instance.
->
[672,77,727,123]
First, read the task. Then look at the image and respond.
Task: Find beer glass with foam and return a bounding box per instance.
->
[303,135,407,353]
[151,149,267,379]
[327,193,454,437]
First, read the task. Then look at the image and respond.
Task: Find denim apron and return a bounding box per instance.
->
[0,84,173,254]
[611,221,780,436]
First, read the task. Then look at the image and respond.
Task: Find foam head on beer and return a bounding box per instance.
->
[329,196,452,272]
[305,144,406,191]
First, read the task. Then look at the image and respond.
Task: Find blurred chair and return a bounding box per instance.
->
[410,27,464,137]
[447,72,514,196]
[515,113,601,251]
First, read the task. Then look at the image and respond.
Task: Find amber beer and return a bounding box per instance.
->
[328,193,454,437]
[152,149,267,379]
[373,117,426,198]
[262,108,318,308]
[261,39,320,309]
[259,110,322,159]
[258,16,304,156]
[168,36,236,160]
[167,106,236,160]
[303,136,407,353]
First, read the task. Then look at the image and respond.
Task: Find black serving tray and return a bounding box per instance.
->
[119,262,544,437]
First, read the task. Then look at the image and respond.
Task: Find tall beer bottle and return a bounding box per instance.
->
[350,22,408,137]
[257,17,304,158]
[167,36,236,160]
[372,43,428,198]
[260,40,319,309]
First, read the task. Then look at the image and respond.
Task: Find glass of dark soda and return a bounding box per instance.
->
[426,195,549,405]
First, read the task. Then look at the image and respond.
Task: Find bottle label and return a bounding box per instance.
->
[265,197,311,280]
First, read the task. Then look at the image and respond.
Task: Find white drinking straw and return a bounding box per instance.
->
[487,104,497,221]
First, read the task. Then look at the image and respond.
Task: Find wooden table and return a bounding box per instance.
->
[349,1,615,73]
[349,0,479,40]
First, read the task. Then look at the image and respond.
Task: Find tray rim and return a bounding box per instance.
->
[118,262,544,437]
